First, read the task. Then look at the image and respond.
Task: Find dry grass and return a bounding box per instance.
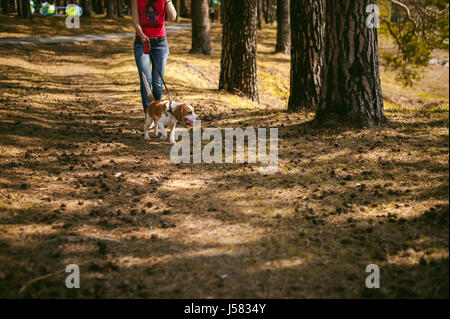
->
[0,19,448,298]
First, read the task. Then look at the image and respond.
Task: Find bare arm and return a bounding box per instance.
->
[165,0,177,22]
[132,0,149,43]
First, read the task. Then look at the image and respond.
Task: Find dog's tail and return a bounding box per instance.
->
[142,72,155,102]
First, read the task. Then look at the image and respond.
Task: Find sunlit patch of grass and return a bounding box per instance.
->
[259,71,289,101]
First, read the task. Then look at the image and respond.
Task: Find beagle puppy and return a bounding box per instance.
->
[142,73,198,145]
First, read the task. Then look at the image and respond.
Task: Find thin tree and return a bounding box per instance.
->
[1,0,10,13]
[190,0,212,55]
[20,0,31,19]
[315,0,385,127]
[81,0,91,16]
[288,0,323,112]
[275,0,290,54]
[257,0,262,30]
[94,0,103,14]
[106,0,115,17]
[219,0,259,102]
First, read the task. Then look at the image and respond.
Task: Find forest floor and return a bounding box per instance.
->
[0,16,448,298]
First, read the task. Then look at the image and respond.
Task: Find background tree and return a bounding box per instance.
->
[315,0,385,128]
[94,0,104,14]
[20,0,31,19]
[257,0,262,29]
[190,0,212,54]
[81,0,92,16]
[275,0,290,54]
[262,0,275,24]
[106,0,115,17]
[219,0,259,102]
[379,0,449,85]
[288,0,323,112]
[1,0,10,13]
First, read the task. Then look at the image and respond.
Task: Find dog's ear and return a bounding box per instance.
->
[173,104,184,122]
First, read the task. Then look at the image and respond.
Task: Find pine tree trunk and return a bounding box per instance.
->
[94,0,103,14]
[81,0,91,16]
[257,0,262,30]
[20,0,31,18]
[106,0,115,17]
[16,0,21,16]
[116,0,122,17]
[275,0,290,54]
[315,0,385,128]
[1,0,10,13]
[180,0,187,17]
[190,0,212,55]
[220,0,225,23]
[219,0,259,102]
[288,0,323,112]
[262,0,269,23]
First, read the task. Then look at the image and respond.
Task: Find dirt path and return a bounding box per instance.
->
[0,23,191,44]
[0,25,448,298]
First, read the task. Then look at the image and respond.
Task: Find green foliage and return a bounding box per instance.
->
[379,0,449,86]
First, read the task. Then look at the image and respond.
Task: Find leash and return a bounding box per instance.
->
[148,49,174,112]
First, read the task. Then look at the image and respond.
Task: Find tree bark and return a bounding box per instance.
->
[257,0,262,30]
[16,0,21,16]
[1,0,10,13]
[116,0,122,17]
[219,0,259,102]
[315,0,385,127]
[81,0,91,16]
[106,0,115,17]
[20,0,31,18]
[288,0,323,112]
[275,0,290,54]
[190,0,212,55]
[94,0,103,14]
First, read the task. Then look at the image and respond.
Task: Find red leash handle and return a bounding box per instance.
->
[143,42,151,55]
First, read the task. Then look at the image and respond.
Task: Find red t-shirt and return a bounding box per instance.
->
[137,0,167,38]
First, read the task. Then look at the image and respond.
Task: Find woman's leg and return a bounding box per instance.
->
[134,41,153,112]
[150,40,170,101]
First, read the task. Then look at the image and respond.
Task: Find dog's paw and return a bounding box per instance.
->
[144,135,151,140]
[160,135,167,141]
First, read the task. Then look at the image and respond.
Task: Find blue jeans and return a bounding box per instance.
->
[134,39,170,112]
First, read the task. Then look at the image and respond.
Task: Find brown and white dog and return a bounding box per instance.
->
[142,73,198,145]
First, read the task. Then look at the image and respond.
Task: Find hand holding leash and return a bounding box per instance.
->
[143,41,151,54]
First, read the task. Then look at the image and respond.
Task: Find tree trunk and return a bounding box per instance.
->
[94,0,103,14]
[219,0,259,102]
[257,0,262,30]
[288,0,323,112]
[275,0,290,54]
[20,0,31,18]
[220,0,224,23]
[106,0,115,17]
[1,0,10,13]
[81,0,91,16]
[262,0,269,23]
[315,0,385,128]
[180,0,187,17]
[16,0,22,16]
[116,0,122,16]
[190,0,212,55]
